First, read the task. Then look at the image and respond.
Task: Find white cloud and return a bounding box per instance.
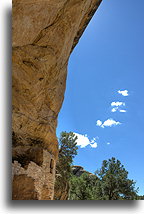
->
[111,102,127,113]
[74,133,98,149]
[118,90,129,96]
[96,118,121,128]
[102,119,121,128]
[107,142,110,145]
[119,109,127,113]
[96,120,102,126]
[111,107,127,113]
[90,142,98,148]
[111,107,118,112]
[111,101,125,107]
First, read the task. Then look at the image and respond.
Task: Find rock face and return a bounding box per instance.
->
[12,0,102,200]
[72,165,88,177]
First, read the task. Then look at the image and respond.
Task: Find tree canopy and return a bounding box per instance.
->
[95,157,138,200]
[54,132,78,200]
[70,157,138,200]
[58,131,78,165]
[70,172,99,200]
[54,133,142,200]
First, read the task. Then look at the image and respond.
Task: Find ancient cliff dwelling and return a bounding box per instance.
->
[12,0,102,200]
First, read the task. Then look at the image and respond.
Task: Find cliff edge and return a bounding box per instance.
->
[12,0,102,200]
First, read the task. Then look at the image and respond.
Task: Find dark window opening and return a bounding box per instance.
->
[50,159,54,174]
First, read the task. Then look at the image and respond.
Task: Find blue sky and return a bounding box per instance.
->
[56,0,144,195]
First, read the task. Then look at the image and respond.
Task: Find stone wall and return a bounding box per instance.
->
[12,150,55,200]
[12,0,102,200]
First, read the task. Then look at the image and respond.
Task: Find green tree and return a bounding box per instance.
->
[69,157,139,200]
[95,157,138,200]
[58,131,78,165]
[135,195,144,200]
[54,132,78,200]
[70,172,99,200]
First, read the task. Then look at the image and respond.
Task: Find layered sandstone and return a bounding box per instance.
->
[12,0,102,200]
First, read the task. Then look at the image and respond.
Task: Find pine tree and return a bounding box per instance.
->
[95,157,138,200]
[54,132,78,200]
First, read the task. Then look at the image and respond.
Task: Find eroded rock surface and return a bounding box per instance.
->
[12,0,102,200]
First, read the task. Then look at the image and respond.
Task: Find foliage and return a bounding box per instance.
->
[58,132,78,165]
[54,132,78,200]
[54,133,141,200]
[135,195,144,200]
[69,157,139,200]
[70,172,99,200]
[95,157,138,200]
[57,131,78,179]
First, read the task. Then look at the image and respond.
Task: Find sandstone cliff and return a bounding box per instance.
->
[12,0,102,200]
[72,165,89,177]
